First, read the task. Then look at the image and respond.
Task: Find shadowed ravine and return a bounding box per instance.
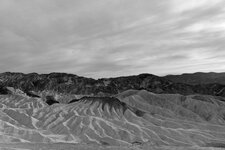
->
[1,90,225,149]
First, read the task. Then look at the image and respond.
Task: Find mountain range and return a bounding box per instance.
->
[1,72,225,98]
[1,72,225,150]
[165,72,225,85]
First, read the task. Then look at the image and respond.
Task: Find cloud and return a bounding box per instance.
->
[0,0,224,78]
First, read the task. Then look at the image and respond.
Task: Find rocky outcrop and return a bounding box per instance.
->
[45,95,59,105]
[1,72,225,97]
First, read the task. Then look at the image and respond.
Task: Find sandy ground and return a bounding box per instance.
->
[1,143,225,150]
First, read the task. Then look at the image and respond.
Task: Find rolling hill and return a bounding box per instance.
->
[1,72,225,149]
[1,89,225,149]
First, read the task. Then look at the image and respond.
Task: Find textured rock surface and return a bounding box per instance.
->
[1,90,225,149]
[165,72,225,85]
[1,72,225,149]
[1,72,225,97]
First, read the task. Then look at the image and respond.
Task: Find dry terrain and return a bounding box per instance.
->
[0,90,225,149]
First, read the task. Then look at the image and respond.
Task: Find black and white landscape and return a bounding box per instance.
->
[1,72,225,150]
[1,0,225,150]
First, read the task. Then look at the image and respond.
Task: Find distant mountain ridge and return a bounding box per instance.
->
[165,72,225,85]
[1,72,225,97]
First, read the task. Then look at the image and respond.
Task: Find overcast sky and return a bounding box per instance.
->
[0,0,225,78]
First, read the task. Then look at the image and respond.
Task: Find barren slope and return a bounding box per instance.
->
[165,72,225,85]
[0,90,225,149]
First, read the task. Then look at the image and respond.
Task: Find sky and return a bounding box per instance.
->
[0,0,225,78]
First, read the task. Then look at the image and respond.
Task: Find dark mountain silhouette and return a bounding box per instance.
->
[165,72,225,85]
[1,72,225,97]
